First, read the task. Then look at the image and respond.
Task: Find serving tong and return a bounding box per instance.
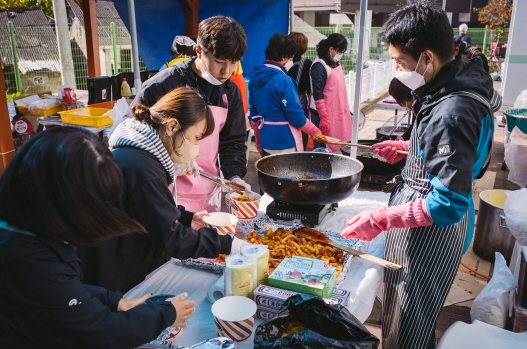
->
[198,170,246,195]
[315,135,409,155]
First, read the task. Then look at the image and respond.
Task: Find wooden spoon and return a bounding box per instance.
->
[292,227,402,271]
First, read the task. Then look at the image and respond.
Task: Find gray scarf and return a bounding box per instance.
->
[109,118,176,181]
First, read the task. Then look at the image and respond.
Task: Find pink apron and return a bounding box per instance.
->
[311,62,352,152]
[251,64,304,154]
[176,94,229,213]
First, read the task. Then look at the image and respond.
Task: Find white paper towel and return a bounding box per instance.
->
[207,274,225,303]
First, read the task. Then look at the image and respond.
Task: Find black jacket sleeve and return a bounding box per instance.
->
[218,85,248,180]
[311,62,328,101]
[83,284,123,311]
[7,252,175,349]
[130,177,232,259]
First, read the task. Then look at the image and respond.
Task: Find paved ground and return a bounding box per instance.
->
[241,81,520,346]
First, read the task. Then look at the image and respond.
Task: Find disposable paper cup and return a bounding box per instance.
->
[211,296,257,342]
[226,192,261,220]
[203,212,238,235]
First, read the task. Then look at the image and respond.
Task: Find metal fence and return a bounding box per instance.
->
[2,22,146,96]
[2,24,510,98]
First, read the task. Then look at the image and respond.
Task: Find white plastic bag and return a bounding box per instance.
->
[504,189,527,246]
[470,252,518,328]
[514,89,527,108]
[504,127,527,188]
[107,97,132,138]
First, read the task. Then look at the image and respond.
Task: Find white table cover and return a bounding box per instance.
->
[125,191,390,348]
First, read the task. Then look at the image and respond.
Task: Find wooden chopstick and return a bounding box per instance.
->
[318,136,408,155]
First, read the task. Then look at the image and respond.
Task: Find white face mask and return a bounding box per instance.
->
[284,60,294,71]
[169,134,200,164]
[394,54,430,91]
[201,69,224,86]
[332,53,343,63]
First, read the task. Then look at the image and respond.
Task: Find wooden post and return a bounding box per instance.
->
[82,0,101,77]
[184,0,199,38]
[0,57,16,173]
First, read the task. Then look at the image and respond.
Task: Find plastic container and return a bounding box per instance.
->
[504,108,527,133]
[16,103,66,117]
[59,107,114,127]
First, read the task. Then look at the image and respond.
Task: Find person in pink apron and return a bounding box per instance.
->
[309,33,352,154]
[248,33,323,157]
[79,87,244,293]
[132,16,250,213]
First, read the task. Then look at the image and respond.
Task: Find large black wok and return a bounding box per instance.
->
[255,152,363,205]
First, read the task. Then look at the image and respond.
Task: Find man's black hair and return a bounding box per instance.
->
[378,0,454,62]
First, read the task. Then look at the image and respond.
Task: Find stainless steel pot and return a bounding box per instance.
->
[473,190,516,263]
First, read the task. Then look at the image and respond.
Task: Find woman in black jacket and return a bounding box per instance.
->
[287,32,313,150]
[0,127,195,348]
[80,87,242,293]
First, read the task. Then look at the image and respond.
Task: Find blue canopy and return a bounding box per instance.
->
[113,0,290,78]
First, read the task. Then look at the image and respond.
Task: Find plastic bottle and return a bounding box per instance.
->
[120,78,132,98]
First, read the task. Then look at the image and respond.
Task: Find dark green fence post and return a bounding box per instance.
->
[8,21,22,93]
[111,22,119,74]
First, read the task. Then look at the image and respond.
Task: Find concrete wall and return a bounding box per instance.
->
[502,0,527,106]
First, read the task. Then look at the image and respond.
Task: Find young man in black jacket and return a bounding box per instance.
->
[133,16,249,213]
[340,2,501,348]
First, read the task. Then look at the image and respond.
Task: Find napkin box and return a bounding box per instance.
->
[268,256,337,298]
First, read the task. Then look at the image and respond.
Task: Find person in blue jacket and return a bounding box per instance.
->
[340,2,501,349]
[249,33,323,156]
[0,127,195,348]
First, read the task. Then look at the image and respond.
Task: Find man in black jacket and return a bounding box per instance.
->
[133,16,249,213]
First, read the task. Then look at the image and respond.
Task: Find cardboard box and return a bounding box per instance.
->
[254,284,350,312]
[268,256,337,298]
[255,307,277,321]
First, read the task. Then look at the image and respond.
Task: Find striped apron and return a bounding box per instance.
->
[381,126,469,349]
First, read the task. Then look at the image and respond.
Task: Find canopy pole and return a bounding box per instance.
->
[127,0,142,91]
[53,0,76,88]
[351,0,368,159]
[289,0,294,33]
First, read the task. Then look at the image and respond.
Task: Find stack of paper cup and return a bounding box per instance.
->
[225,254,255,298]
[241,244,269,286]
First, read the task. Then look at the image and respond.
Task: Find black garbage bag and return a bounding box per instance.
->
[254,294,379,349]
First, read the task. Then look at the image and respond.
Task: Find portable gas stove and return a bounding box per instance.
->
[266,199,338,227]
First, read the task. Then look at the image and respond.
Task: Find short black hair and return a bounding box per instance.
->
[378,0,454,62]
[0,127,145,246]
[265,33,298,62]
[316,33,348,58]
[198,16,247,62]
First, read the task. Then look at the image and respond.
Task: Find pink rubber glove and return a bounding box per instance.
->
[298,119,322,136]
[315,99,330,135]
[340,198,432,241]
[371,139,410,164]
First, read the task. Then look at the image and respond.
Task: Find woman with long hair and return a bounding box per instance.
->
[79,87,243,293]
[0,127,195,348]
[309,33,352,153]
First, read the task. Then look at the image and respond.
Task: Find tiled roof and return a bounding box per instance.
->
[0,7,60,72]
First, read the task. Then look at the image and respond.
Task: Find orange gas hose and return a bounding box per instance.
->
[460,261,491,280]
